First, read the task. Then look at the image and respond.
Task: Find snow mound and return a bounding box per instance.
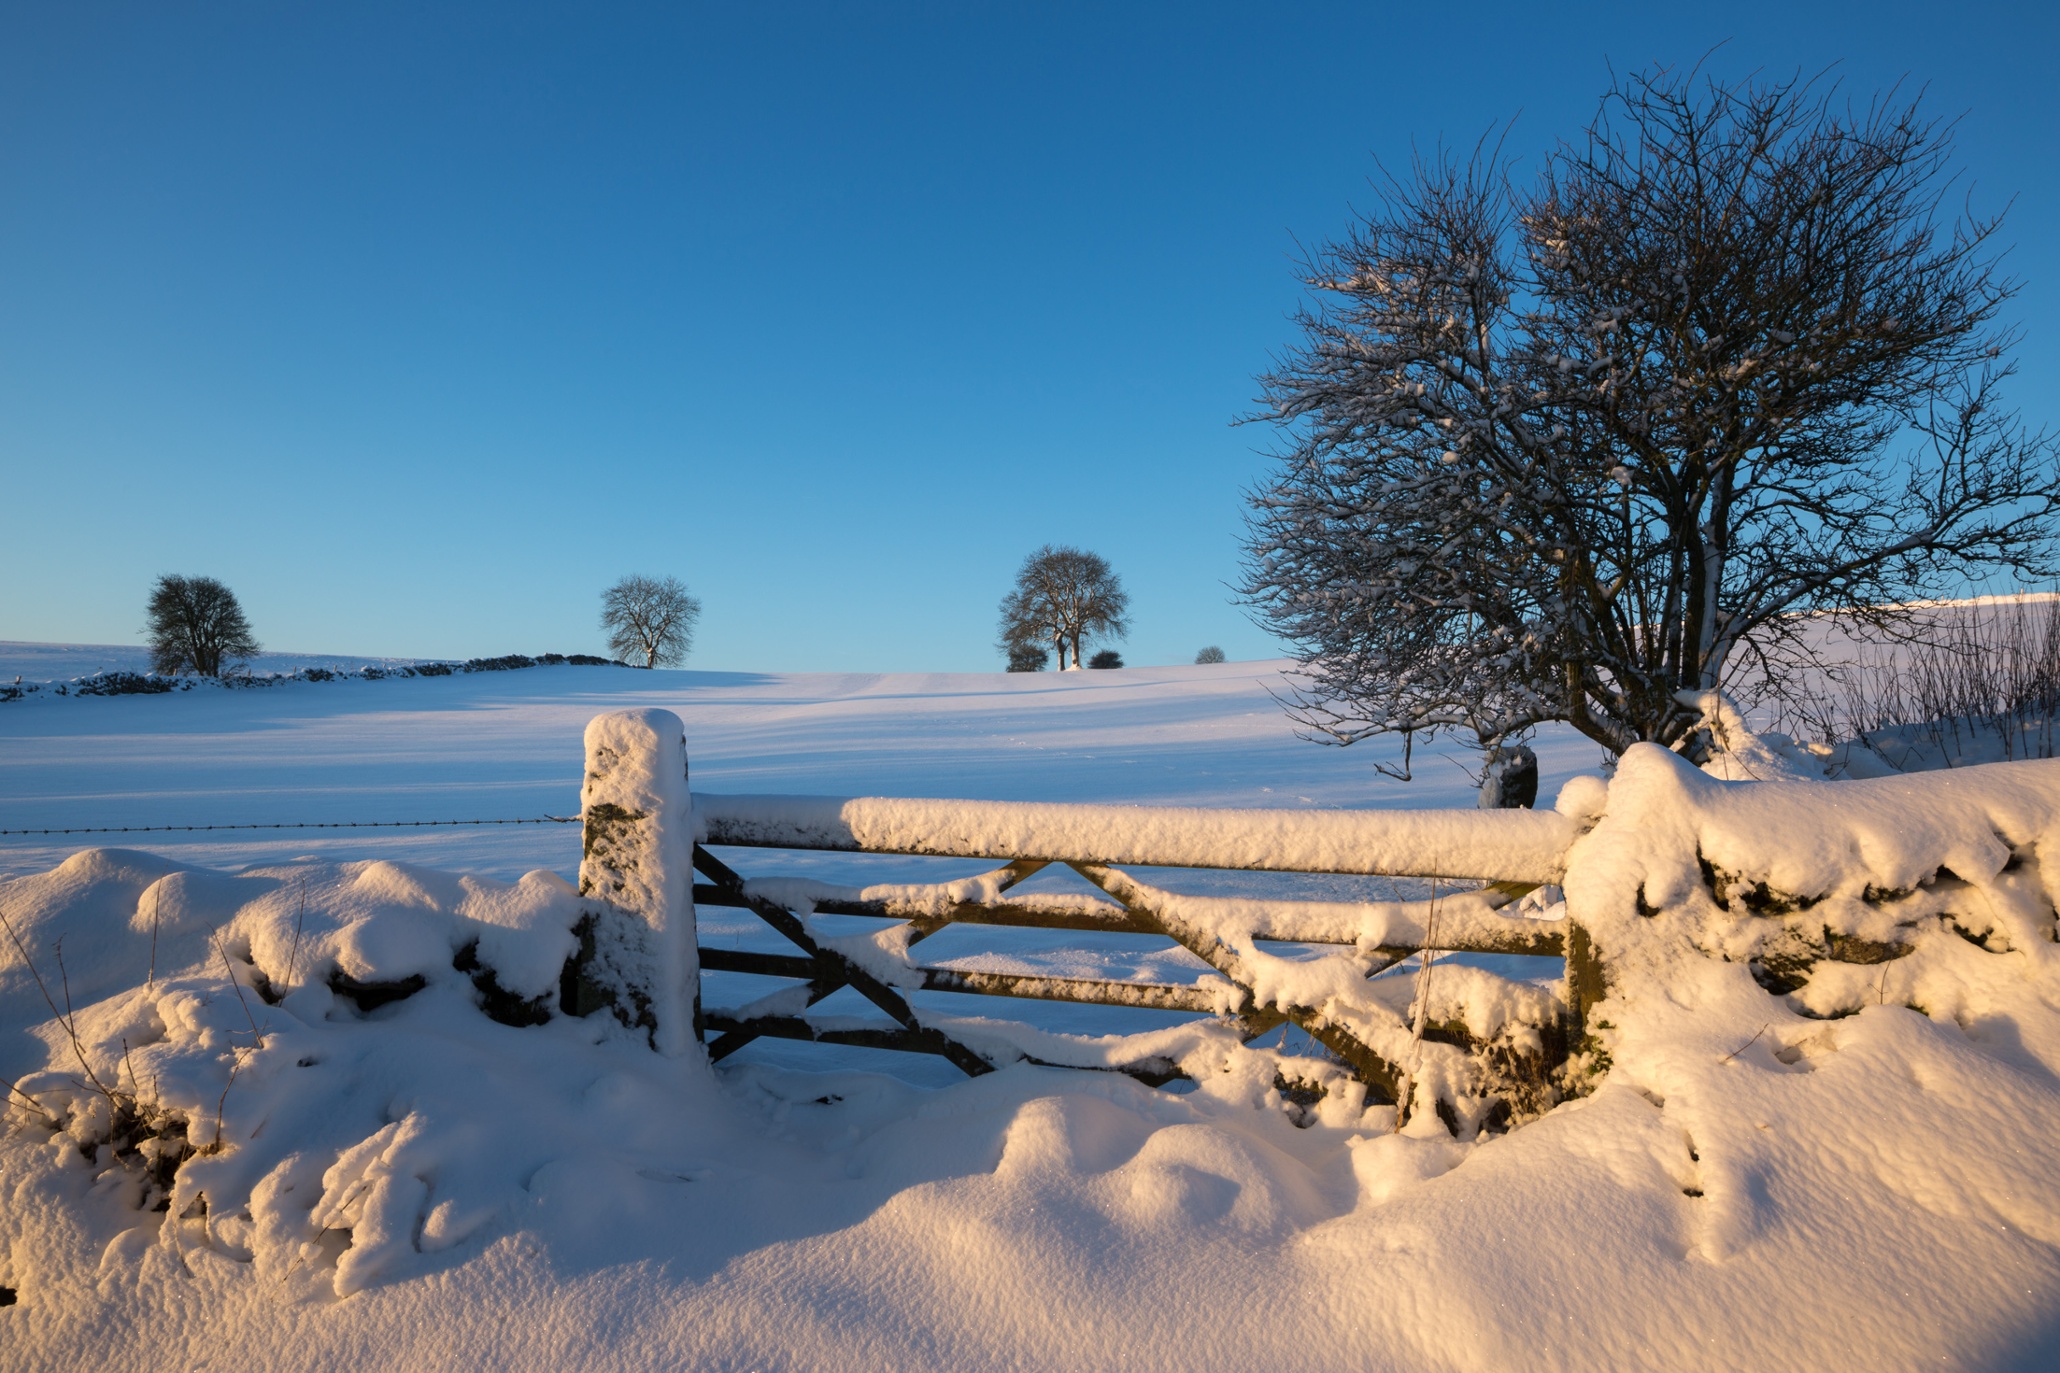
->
[5,755,2060,1369]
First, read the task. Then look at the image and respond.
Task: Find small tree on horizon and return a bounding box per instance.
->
[1088,649,1124,669]
[997,545,1130,670]
[1006,642,1050,672]
[601,575,701,668]
[146,575,260,677]
[1194,645,1227,665]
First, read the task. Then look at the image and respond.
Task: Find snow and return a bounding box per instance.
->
[699,792,1576,882]
[0,657,1603,879]
[5,657,2060,1369]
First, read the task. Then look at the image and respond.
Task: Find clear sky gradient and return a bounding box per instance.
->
[4,1,2055,671]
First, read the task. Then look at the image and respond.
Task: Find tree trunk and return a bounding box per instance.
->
[1478,745,1539,809]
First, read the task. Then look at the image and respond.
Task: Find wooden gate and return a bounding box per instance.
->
[689,793,1580,1117]
[571,709,1588,1128]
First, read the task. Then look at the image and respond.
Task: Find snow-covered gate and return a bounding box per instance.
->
[577,710,1590,1124]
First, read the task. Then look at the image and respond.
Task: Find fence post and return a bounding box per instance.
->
[565,708,700,1057]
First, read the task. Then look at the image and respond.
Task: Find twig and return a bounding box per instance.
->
[2,1075,57,1125]
[213,933,265,1046]
[120,1036,141,1098]
[147,884,162,989]
[210,1046,249,1153]
[284,1226,339,1280]
[1720,1022,1771,1063]
[283,874,309,995]
[51,939,117,1099]
[0,904,70,1033]
[1372,727,1415,782]
[2,906,121,1108]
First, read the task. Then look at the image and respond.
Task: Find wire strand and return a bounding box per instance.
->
[0,817,581,836]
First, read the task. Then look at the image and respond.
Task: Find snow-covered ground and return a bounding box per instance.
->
[0,655,1605,880]
[4,654,2059,1371]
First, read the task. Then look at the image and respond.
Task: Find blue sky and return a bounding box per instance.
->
[3,1,2056,671]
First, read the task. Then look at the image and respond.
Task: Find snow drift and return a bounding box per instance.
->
[4,740,2060,1368]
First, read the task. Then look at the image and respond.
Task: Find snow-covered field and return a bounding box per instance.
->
[4,653,2059,1371]
[0,655,1603,880]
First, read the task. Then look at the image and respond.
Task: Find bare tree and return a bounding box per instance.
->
[1194,645,1227,664]
[1241,65,2057,760]
[998,545,1130,670]
[146,575,259,677]
[601,575,701,668]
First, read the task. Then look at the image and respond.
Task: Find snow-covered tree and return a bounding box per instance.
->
[1241,65,2057,758]
[146,575,259,676]
[600,575,700,669]
[998,546,1130,671]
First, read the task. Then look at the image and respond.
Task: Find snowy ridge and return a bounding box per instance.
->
[0,651,627,703]
[0,641,433,684]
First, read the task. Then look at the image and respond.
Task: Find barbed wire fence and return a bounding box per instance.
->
[0,817,581,837]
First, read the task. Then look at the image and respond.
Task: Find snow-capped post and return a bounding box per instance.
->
[565,708,700,1057]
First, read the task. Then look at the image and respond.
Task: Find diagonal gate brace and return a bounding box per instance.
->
[692,844,994,1077]
[1068,862,1407,1102]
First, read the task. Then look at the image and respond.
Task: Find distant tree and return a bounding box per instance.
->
[1006,642,1049,672]
[997,545,1130,670]
[1088,650,1124,669]
[1194,645,1227,665]
[601,575,701,668]
[1241,65,2058,760]
[145,575,259,677]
